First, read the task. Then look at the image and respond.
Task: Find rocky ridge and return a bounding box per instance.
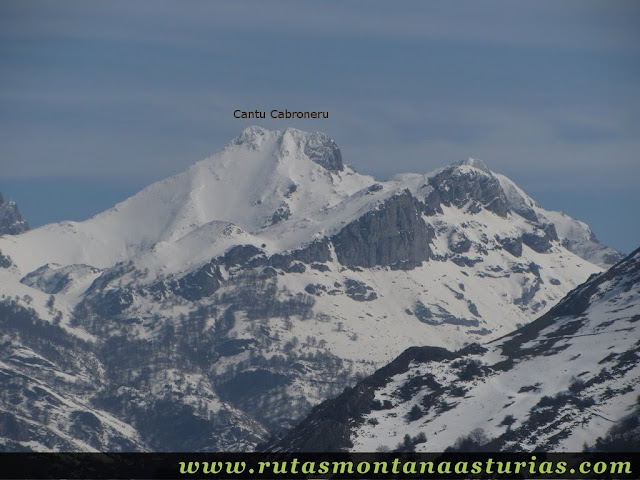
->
[0,192,28,236]
[271,247,640,452]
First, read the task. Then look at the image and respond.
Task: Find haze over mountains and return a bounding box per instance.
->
[0,127,632,451]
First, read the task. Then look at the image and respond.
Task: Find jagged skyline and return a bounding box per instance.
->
[0,1,638,252]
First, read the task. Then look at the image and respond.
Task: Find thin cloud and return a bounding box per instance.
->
[2,1,639,50]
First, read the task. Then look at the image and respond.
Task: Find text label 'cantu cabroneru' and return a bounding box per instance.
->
[234,110,329,119]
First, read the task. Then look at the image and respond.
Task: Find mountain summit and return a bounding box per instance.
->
[456,157,491,173]
[0,127,372,273]
[232,126,344,172]
[0,192,28,236]
[0,127,626,451]
[0,127,621,273]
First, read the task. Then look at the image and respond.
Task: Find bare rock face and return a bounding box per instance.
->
[331,190,433,269]
[421,162,510,217]
[448,228,472,253]
[0,192,28,235]
[522,231,552,253]
[303,132,344,172]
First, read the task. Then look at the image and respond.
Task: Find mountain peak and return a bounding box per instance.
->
[230,126,344,172]
[298,130,344,172]
[0,192,29,235]
[230,125,272,150]
[455,157,491,174]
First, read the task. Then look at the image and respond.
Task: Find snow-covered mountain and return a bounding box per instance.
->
[0,127,625,451]
[271,247,640,452]
[0,192,28,236]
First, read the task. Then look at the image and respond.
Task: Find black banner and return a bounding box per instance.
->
[0,452,638,479]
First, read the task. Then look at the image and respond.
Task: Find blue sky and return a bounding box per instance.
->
[0,1,639,252]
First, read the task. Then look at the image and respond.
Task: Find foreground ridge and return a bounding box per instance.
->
[272,248,640,452]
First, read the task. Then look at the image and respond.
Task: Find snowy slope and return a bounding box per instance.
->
[494,174,623,268]
[0,130,619,276]
[0,127,372,274]
[272,247,640,452]
[0,298,268,452]
[0,127,625,451]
